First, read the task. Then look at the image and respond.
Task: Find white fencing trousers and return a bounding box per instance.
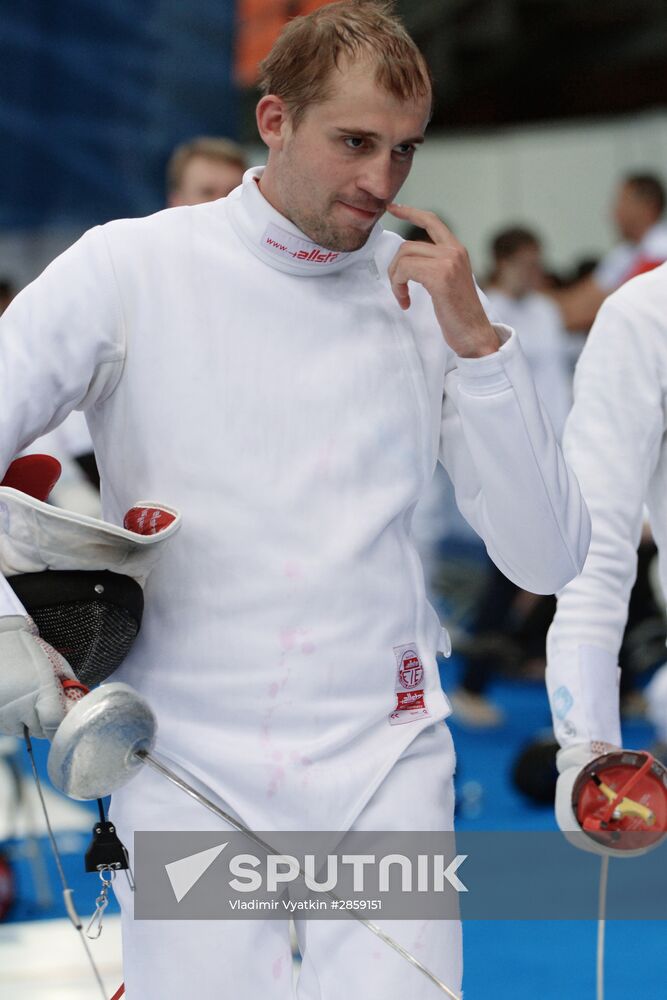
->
[111,723,461,999]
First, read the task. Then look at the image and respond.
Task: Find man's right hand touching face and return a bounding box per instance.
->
[387,204,500,360]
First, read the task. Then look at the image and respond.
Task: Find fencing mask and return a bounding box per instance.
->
[0,454,181,687]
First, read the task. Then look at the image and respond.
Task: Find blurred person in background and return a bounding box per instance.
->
[555,172,667,331]
[449,226,574,727]
[166,135,247,206]
[485,227,572,439]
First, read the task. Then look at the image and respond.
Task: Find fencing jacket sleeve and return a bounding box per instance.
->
[546,264,667,749]
[439,326,589,596]
[0,227,126,616]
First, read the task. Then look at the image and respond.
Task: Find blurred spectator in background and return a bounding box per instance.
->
[485,227,572,439]
[0,279,16,315]
[564,256,600,286]
[449,225,574,727]
[166,136,247,206]
[555,172,667,331]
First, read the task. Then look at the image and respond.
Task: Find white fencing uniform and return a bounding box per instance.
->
[0,167,589,995]
[113,723,460,999]
[547,262,667,749]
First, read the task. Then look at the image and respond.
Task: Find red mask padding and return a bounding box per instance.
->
[0,455,62,502]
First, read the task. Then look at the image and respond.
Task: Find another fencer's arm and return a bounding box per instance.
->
[545,290,663,754]
[438,328,591,596]
[543,287,665,848]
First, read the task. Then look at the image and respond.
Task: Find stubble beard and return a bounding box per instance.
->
[279,172,373,253]
[289,202,372,253]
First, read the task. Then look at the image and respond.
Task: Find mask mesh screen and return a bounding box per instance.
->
[7,569,144,688]
[29,600,140,687]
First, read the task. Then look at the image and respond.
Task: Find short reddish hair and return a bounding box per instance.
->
[258,0,432,127]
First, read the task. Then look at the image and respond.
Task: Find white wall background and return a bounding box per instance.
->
[385,109,667,275]
[3,109,667,289]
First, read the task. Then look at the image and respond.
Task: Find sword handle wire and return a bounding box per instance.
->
[596,855,609,1000]
[136,748,462,1000]
[23,727,109,1000]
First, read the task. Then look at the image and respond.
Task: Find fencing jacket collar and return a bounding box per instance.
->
[227,166,383,277]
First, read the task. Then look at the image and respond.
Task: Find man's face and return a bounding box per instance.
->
[612,182,655,242]
[262,58,431,252]
[170,155,244,206]
[501,244,543,297]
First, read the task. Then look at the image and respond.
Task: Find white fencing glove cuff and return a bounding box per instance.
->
[556,742,620,857]
[0,615,81,740]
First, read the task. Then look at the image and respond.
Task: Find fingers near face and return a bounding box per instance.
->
[388,252,436,309]
[387,203,454,245]
[388,239,477,312]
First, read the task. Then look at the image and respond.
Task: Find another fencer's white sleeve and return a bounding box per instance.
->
[546,294,664,749]
[439,325,590,595]
[0,226,125,616]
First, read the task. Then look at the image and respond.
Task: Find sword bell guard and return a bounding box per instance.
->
[48,683,157,799]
